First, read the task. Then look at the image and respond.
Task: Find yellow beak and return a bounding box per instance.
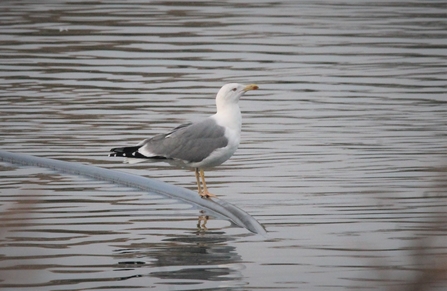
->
[243,84,259,92]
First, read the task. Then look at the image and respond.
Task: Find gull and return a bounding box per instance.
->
[109,83,259,198]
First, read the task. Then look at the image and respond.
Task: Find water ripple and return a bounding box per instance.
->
[1,1,447,290]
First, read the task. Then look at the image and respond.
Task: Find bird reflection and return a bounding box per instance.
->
[197,214,209,231]
[113,230,244,284]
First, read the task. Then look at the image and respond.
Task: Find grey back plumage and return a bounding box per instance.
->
[141,118,228,163]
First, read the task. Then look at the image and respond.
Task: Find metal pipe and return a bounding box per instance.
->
[0,150,266,235]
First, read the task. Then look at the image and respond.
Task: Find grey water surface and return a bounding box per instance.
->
[1,1,447,290]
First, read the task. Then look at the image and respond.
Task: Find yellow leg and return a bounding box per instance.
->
[199,169,217,198]
[194,168,202,194]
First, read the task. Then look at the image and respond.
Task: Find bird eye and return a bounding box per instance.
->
[232,88,237,91]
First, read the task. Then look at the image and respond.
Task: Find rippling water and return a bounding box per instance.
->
[1,1,447,290]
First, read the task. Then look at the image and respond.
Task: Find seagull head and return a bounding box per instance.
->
[215,83,258,110]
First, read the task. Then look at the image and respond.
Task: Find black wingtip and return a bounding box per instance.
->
[109,146,127,158]
[110,147,123,153]
[109,146,146,158]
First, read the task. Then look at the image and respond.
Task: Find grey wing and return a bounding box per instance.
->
[135,122,192,147]
[141,118,228,163]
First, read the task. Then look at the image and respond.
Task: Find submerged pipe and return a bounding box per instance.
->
[0,150,266,235]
